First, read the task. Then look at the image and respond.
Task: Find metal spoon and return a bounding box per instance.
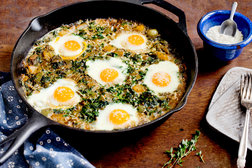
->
[220,2,238,36]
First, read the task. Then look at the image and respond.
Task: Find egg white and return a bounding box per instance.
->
[143,61,180,94]
[86,57,128,85]
[110,32,148,53]
[92,103,139,130]
[27,79,81,112]
[49,34,86,59]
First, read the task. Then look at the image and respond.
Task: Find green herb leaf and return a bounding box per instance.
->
[162,130,203,168]
[196,151,205,163]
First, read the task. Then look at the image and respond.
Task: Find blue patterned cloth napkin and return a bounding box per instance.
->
[0,72,95,168]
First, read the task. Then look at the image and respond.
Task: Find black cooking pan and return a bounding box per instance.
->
[0,0,198,164]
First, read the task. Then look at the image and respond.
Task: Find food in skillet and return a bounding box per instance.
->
[19,18,187,130]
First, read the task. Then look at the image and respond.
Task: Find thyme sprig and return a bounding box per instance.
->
[162,130,203,168]
[196,151,205,163]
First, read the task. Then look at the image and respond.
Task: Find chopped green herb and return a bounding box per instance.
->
[124,52,131,57]
[127,65,134,73]
[52,31,58,37]
[35,47,42,54]
[92,33,104,40]
[96,26,105,33]
[106,52,118,57]
[80,97,108,122]
[121,21,129,26]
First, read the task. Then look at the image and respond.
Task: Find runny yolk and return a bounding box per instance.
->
[152,72,171,87]
[100,68,119,82]
[109,109,130,125]
[60,42,87,60]
[128,34,145,46]
[53,86,74,102]
[64,40,81,51]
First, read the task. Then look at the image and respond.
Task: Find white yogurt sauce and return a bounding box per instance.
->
[206,25,243,44]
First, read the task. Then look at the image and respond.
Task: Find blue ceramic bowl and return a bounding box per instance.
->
[197,10,252,61]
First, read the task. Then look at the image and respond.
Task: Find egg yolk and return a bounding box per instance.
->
[100,68,119,82]
[60,41,87,60]
[152,72,171,87]
[109,109,130,125]
[128,35,145,46]
[53,86,74,102]
[64,40,81,51]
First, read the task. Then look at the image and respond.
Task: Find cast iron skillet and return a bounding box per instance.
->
[0,0,198,164]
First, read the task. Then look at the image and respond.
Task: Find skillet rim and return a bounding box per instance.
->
[11,0,198,134]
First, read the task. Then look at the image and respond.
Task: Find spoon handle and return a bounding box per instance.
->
[230,2,238,20]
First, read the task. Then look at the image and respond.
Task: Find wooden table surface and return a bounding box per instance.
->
[1,0,252,167]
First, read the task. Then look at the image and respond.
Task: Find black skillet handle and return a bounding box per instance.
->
[0,112,52,164]
[139,0,187,34]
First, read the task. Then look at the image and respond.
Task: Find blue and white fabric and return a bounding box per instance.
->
[0,72,95,168]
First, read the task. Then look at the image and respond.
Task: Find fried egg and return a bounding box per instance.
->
[110,32,148,53]
[86,57,128,85]
[27,79,81,111]
[143,61,180,94]
[92,103,139,130]
[49,34,87,60]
